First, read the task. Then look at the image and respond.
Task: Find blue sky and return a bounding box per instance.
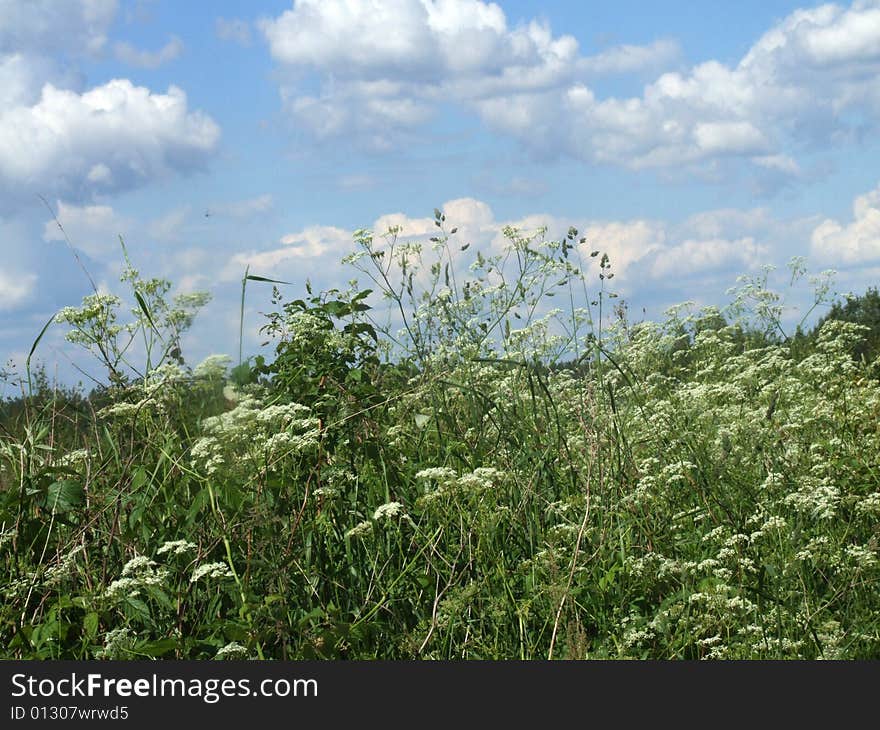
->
[3,0,880,389]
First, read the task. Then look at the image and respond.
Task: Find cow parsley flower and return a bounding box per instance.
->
[157,540,197,557]
[190,561,234,583]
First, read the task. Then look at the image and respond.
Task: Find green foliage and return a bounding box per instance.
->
[2,216,879,660]
[809,286,880,369]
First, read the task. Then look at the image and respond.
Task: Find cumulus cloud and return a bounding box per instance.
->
[478,1,880,173]
[220,196,769,294]
[650,237,768,279]
[259,0,880,178]
[259,0,679,150]
[0,1,117,108]
[0,79,220,205]
[114,36,184,68]
[0,2,220,207]
[811,183,880,264]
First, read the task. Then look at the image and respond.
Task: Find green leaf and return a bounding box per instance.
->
[83,612,99,639]
[134,290,159,335]
[45,479,84,513]
[124,596,151,621]
[136,638,178,657]
[246,274,294,285]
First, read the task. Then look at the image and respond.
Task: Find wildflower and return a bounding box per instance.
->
[190,562,234,583]
[94,627,136,659]
[373,502,405,521]
[157,540,197,557]
[414,467,457,482]
[104,555,168,600]
[345,521,373,540]
[193,354,231,379]
[43,544,86,587]
[119,556,149,575]
[215,642,248,660]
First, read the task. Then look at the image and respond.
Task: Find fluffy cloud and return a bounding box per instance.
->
[811,183,880,264]
[260,0,678,150]
[114,36,184,68]
[650,237,767,279]
[479,1,880,172]
[0,2,220,206]
[581,39,681,76]
[260,0,880,177]
[0,79,220,204]
[222,196,768,295]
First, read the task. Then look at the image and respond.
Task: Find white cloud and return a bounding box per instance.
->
[220,196,774,296]
[811,182,880,264]
[581,39,681,76]
[0,269,37,310]
[0,79,220,203]
[0,0,118,56]
[259,0,880,177]
[260,0,678,150]
[215,17,252,46]
[0,53,71,108]
[650,237,767,279]
[42,200,133,257]
[223,225,352,279]
[114,36,184,68]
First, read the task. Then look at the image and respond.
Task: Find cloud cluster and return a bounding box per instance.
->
[0,1,220,207]
[812,183,880,264]
[0,80,220,205]
[226,196,770,292]
[259,0,678,150]
[260,0,880,179]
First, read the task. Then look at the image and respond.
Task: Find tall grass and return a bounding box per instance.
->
[1,215,878,659]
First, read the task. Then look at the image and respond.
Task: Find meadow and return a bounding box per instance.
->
[2,213,879,659]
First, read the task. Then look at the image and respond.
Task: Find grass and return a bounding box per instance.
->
[1,216,878,660]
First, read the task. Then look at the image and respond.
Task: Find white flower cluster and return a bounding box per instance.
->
[190,561,234,584]
[43,544,87,588]
[214,642,248,660]
[104,555,169,601]
[94,627,137,659]
[345,521,373,540]
[373,501,405,520]
[157,540,197,557]
[190,393,319,477]
[415,466,505,504]
[193,354,231,380]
